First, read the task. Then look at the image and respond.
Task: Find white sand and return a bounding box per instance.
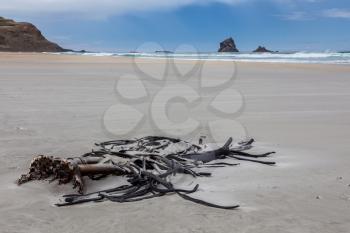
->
[0,53,350,233]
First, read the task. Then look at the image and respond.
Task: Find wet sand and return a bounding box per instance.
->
[0,53,350,233]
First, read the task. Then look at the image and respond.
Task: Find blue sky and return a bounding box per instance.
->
[1,0,350,52]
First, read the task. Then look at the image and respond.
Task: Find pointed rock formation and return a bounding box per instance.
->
[253,46,273,53]
[0,16,68,52]
[218,37,239,52]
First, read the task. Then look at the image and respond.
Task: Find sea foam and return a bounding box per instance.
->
[50,51,350,64]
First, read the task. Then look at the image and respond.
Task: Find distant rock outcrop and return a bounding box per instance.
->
[218,37,239,52]
[155,50,173,54]
[0,16,67,52]
[253,46,273,53]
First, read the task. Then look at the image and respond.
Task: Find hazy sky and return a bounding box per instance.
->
[1,0,350,52]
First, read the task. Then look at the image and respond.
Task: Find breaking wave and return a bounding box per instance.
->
[51,51,350,64]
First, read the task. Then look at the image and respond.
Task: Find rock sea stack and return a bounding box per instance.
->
[253,46,273,53]
[218,37,239,52]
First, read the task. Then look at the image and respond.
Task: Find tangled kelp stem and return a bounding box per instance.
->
[18,136,275,209]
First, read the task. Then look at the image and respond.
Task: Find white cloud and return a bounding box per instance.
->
[279,11,313,21]
[0,0,326,20]
[0,0,314,19]
[323,8,350,19]
[0,0,245,19]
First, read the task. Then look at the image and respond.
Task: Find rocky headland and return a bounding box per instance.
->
[0,16,67,52]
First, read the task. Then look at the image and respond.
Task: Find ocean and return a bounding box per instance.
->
[52,51,350,64]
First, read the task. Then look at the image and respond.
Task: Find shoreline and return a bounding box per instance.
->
[1,51,350,65]
[2,52,350,69]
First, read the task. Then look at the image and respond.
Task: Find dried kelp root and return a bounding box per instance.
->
[17,155,73,185]
[18,136,276,209]
[17,155,128,193]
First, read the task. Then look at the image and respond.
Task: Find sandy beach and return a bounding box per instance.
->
[1,52,350,233]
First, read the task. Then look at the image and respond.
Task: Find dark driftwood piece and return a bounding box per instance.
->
[18,136,276,209]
